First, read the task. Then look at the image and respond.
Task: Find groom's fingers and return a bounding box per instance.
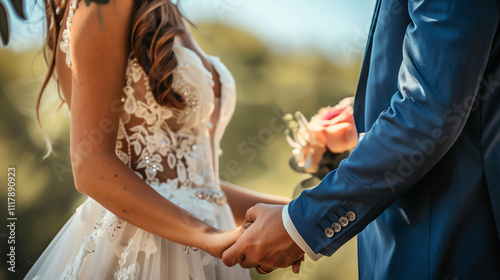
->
[291,256,304,274]
[222,241,246,267]
[243,205,258,224]
[243,203,270,224]
[242,221,253,231]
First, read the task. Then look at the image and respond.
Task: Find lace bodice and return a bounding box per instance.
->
[62,0,236,195]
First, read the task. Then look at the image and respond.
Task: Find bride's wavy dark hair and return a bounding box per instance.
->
[37,0,189,158]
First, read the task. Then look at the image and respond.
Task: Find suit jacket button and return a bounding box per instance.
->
[339,216,349,227]
[346,211,356,222]
[324,227,335,238]
[332,222,342,233]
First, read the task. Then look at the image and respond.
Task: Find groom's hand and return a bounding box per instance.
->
[222,204,304,273]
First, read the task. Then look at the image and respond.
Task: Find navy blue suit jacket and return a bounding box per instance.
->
[287,0,500,278]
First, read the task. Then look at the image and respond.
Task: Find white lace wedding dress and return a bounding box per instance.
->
[25,1,250,279]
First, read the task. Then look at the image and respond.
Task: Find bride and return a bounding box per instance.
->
[25,0,290,279]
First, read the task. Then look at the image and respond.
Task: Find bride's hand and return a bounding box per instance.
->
[204,223,251,258]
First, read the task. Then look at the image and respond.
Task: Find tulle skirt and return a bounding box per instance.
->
[24,184,250,280]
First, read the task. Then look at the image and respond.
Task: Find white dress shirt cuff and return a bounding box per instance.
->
[282,204,323,261]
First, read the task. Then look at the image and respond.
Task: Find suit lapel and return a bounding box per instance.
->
[353,0,382,135]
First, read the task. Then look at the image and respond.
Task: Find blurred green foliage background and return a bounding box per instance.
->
[0,23,363,279]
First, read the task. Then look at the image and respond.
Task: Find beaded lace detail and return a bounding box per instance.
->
[116,56,215,187]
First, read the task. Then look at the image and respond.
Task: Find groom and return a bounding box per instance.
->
[222,0,500,278]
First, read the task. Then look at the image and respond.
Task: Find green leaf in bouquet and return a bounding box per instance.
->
[84,0,110,6]
[8,0,25,20]
[0,2,9,45]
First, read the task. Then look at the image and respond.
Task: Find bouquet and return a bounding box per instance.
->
[284,97,358,193]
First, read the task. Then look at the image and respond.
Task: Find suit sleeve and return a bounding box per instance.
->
[287,0,499,256]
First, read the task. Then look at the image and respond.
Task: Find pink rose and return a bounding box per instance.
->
[312,97,358,153]
[298,97,358,173]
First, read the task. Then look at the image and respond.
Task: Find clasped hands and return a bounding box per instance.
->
[221,204,305,274]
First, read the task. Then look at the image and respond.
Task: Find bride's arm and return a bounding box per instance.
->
[68,0,239,258]
[221,181,291,226]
